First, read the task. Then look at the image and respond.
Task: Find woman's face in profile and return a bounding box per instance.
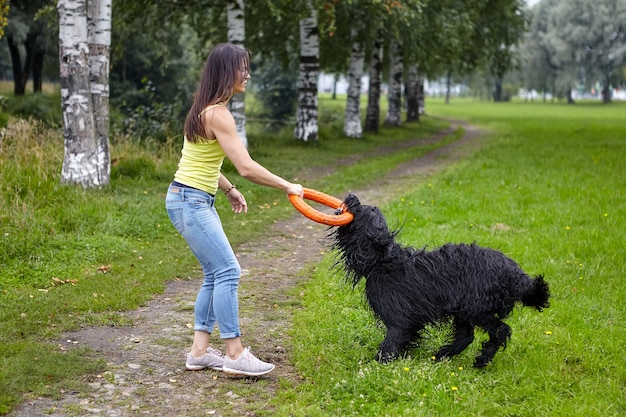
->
[234,65,250,94]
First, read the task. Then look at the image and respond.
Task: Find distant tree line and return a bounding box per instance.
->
[520,0,626,103]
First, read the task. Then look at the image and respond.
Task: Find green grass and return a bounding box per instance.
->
[0,93,452,414]
[276,98,626,416]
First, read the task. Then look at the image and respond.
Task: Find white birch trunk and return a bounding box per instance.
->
[227,0,248,147]
[405,64,419,122]
[364,32,383,133]
[417,73,425,115]
[384,38,403,127]
[343,27,364,138]
[294,3,319,142]
[58,0,100,187]
[88,0,111,185]
[445,70,452,105]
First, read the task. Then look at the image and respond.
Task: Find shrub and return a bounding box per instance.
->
[2,93,62,128]
[111,155,157,180]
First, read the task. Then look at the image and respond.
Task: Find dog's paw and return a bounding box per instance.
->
[473,357,490,368]
[375,351,398,364]
[434,347,452,361]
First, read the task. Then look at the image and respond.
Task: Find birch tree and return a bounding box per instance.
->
[405,64,419,122]
[384,38,403,127]
[88,0,112,183]
[227,0,248,147]
[364,31,383,133]
[294,2,319,142]
[343,25,365,138]
[58,0,111,187]
[417,72,425,115]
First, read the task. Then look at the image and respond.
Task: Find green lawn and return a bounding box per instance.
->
[276,99,626,416]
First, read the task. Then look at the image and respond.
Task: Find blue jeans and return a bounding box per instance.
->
[165,184,241,339]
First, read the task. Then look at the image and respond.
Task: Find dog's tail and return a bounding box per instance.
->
[522,275,550,311]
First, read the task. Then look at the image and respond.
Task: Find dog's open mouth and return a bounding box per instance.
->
[334,204,348,216]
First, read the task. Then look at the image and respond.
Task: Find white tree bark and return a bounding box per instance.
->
[405,64,419,122]
[88,0,112,185]
[58,0,100,187]
[384,38,403,127]
[445,70,452,105]
[227,0,248,147]
[364,31,383,133]
[294,3,319,142]
[417,72,425,115]
[343,27,364,138]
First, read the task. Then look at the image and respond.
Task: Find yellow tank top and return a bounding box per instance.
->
[173,104,226,195]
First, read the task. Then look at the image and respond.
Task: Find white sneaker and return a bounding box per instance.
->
[185,347,225,371]
[222,347,275,376]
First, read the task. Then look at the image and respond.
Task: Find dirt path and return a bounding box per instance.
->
[10,121,485,417]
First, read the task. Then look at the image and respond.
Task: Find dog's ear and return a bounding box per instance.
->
[367,210,392,240]
[343,193,362,213]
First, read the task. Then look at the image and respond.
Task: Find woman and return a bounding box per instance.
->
[165,43,303,376]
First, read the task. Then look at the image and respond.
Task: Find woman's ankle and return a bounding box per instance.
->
[224,338,244,359]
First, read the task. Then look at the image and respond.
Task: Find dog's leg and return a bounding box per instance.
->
[434,317,475,361]
[376,325,418,363]
[473,316,512,368]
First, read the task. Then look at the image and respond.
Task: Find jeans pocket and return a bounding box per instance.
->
[167,207,185,234]
[166,191,183,204]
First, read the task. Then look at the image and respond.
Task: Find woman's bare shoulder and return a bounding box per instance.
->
[201,105,236,137]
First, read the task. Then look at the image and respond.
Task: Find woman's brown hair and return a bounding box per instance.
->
[183,43,250,142]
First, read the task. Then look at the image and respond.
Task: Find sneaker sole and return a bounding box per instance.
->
[185,364,223,371]
[222,365,275,377]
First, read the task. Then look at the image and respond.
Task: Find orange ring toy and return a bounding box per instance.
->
[289,188,354,226]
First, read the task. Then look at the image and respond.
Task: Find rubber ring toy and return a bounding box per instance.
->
[289,188,354,226]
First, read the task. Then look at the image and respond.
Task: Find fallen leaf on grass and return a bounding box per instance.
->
[51,277,78,286]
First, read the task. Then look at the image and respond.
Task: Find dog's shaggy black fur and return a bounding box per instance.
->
[331,193,550,368]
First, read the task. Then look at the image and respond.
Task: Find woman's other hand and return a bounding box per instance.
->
[226,188,248,213]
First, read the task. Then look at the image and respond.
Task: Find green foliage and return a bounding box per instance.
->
[276,99,626,416]
[521,0,626,100]
[0,0,8,38]
[109,18,200,140]
[111,155,157,180]
[252,55,299,127]
[0,110,7,128]
[1,92,62,128]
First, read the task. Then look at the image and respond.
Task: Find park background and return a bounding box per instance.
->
[1,0,625,415]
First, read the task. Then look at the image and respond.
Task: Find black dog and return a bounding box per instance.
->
[331,193,550,368]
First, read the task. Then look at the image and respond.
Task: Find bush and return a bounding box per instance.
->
[111,155,157,180]
[252,56,298,128]
[111,80,185,142]
[2,93,62,128]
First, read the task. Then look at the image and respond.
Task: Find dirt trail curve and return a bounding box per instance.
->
[10,121,485,417]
